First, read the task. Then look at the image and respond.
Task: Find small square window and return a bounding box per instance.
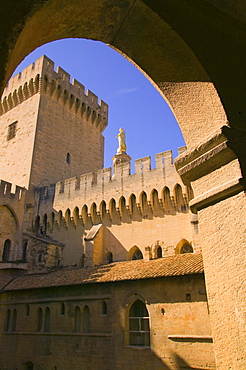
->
[7,121,17,141]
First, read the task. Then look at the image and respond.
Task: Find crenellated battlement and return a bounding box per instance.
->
[51,148,188,209]
[0,180,26,201]
[0,55,108,132]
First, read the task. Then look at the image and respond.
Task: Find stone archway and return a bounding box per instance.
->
[1,1,246,368]
[1,0,231,149]
[0,205,18,261]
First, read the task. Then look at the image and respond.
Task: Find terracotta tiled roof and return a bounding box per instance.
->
[4,253,203,292]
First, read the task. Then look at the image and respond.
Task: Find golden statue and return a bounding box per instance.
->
[116,128,126,153]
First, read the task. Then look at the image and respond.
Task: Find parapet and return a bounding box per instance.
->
[0,55,108,132]
[0,180,26,201]
[54,148,186,202]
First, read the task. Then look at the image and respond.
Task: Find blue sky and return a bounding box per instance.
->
[12,39,185,170]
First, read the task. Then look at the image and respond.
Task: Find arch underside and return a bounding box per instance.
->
[1,0,245,148]
[0,2,245,369]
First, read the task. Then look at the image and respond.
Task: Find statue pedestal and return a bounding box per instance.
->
[112,152,131,177]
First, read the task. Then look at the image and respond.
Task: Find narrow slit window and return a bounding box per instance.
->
[66,152,70,164]
[157,246,162,258]
[2,239,11,262]
[37,308,43,332]
[11,309,17,332]
[4,309,11,332]
[60,302,65,315]
[25,304,30,316]
[82,306,90,333]
[7,121,17,141]
[74,306,81,333]
[102,301,107,315]
[44,307,50,332]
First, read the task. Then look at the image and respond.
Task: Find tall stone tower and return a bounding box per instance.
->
[0,55,108,190]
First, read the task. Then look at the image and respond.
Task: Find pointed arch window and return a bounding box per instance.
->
[43,214,47,235]
[2,239,11,262]
[74,306,81,333]
[35,215,40,233]
[4,309,11,332]
[129,246,143,260]
[22,241,28,262]
[44,307,50,332]
[11,309,17,332]
[180,243,193,254]
[55,247,60,267]
[132,249,143,260]
[129,300,150,347]
[37,308,43,332]
[100,201,107,220]
[157,246,162,258]
[82,305,90,333]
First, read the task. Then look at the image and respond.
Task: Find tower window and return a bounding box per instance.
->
[66,152,70,164]
[7,121,17,141]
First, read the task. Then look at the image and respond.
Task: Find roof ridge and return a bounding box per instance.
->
[2,253,204,292]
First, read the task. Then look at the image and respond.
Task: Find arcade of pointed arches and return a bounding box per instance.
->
[36,183,190,232]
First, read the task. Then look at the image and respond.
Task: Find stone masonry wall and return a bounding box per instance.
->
[32,150,198,267]
[0,55,108,189]
[0,274,215,370]
[0,94,40,189]
[0,180,26,261]
[198,191,246,369]
[30,91,105,188]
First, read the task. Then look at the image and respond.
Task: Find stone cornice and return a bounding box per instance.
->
[190,177,244,213]
[175,126,237,184]
[175,125,246,212]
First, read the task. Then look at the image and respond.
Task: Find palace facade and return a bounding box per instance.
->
[0,56,215,369]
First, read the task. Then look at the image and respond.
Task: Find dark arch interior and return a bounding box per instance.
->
[2,0,242,150]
